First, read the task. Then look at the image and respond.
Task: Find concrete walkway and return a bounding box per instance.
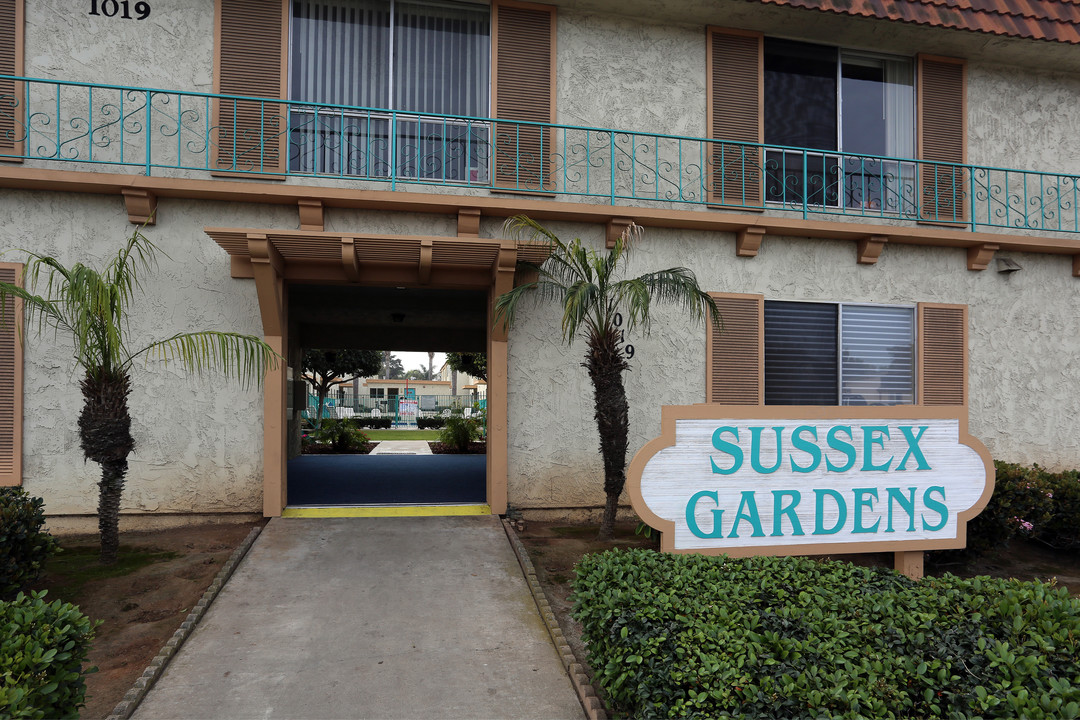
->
[132,516,584,720]
[368,440,434,455]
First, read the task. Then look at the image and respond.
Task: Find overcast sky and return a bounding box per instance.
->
[394,351,447,374]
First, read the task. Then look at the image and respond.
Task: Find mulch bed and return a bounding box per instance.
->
[428,441,487,454]
[300,442,375,455]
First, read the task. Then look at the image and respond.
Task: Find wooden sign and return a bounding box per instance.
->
[627,405,994,556]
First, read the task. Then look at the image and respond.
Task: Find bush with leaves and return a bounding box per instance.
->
[1033,467,1080,550]
[960,461,1056,557]
[438,416,481,452]
[307,419,370,453]
[416,417,446,430]
[0,591,97,719]
[0,488,59,599]
[573,548,1080,720]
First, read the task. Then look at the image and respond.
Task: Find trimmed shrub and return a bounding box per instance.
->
[417,417,446,430]
[0,488,59,599]
[0,591,96,719]
[438,416,481,452]
[573,549,1080,720]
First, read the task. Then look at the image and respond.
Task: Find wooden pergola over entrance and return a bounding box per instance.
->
[205,227,549,517]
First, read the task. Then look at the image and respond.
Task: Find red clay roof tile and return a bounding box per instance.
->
[753,0,1080,44]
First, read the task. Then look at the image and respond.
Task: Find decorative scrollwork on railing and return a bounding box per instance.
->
[0,93,27,147]
[554,129,609,193]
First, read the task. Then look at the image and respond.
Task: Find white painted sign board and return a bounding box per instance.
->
[627,406,994,557]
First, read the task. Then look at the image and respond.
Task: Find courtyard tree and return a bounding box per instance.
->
[303,349,382,425]
[494,217,720,539]
[445,351,487,381]
[0,228,279,564]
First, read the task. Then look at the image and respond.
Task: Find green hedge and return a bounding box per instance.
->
[961,461,1080,556]
[0,591,96,719]
[0,488,59,599]
[573,549,1080,720]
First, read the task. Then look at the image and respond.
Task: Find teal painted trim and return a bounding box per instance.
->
[3,74,1080,236]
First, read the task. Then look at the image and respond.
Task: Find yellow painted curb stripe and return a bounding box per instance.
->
[282,505,491,518]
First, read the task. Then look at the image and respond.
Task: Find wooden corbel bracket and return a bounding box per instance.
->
[458,208,481,237]
[122,188,157,226]
[298,199,324,231]
[419,238,433,284]
[857,235,888,265]
[967,243,999,271]
[736,226,766,258]
[1073,255,1080,278]
[606,217,635,249]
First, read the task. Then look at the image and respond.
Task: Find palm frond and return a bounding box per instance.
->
[561,279,600,340]
[615,267,722,334]
[134,331,281,388]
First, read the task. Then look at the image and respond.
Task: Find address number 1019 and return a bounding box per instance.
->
[90,0,151,19]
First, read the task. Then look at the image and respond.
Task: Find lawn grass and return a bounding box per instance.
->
[365,429,440,440]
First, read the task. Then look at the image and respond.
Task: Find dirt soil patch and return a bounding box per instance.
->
[515,521,1080,701]
[31,520,264,720]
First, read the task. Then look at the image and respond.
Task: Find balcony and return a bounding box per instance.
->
[2,75,1079,237]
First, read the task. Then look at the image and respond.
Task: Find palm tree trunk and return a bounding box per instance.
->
[78,369,134,565]
[585,327,629,540]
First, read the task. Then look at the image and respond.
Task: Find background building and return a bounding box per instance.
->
[1,0,1078,527]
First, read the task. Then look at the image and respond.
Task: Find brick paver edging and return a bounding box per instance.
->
[104,524,265,720]
[501,518,608,720]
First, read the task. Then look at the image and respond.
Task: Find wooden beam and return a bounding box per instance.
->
[298,199,324,231]
[967,243,998,271]
[857,235,888,265]
[736,226,766,258]
[1074,255,1080,277]
[341,236,361,282]
[121,188,157,225]
[491,241,518,342]
[419,238,433,284]
[606,217,635,249]
[247,234,284,336]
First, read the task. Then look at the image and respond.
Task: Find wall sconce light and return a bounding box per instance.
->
[996,257,1022,274]
[391,313,406,323]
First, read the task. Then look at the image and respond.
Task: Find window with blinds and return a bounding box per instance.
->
[289,0,491,181]
[764,301,915,406]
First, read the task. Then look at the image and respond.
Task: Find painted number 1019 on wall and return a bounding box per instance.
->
[90,0,151,19]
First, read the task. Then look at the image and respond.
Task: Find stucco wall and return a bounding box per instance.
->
[24,0,215,92]
[505,223,1080,512]
[0,191,287,516]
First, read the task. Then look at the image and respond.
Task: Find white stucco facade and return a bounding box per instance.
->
[3,0,1080,522]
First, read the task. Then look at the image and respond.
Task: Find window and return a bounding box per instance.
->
[763,39,915,212]
[764,301,915,406]
[369,388,385,398]
[705,294,963,408]
[289,0,491,181]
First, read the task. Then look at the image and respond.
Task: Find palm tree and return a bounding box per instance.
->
[495,217,721,539]
[0,228,278,564]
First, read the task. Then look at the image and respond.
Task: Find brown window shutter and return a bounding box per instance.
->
[707,27,762,208]
[492,0,556,193]
[706,293,764,405]
[918,55,966,225]
[0,0,24,163]
[213,0,288,175]
[918,303,967,406]
[0,263,22,486]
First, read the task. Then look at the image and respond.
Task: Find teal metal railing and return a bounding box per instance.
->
[2,74,1078,234]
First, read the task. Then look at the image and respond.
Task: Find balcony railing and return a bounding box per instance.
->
[2,75,1079,235]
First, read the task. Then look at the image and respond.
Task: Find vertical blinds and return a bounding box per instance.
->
[290,0,490,117]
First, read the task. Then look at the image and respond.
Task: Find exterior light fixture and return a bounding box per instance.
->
[996,258,1022,273]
